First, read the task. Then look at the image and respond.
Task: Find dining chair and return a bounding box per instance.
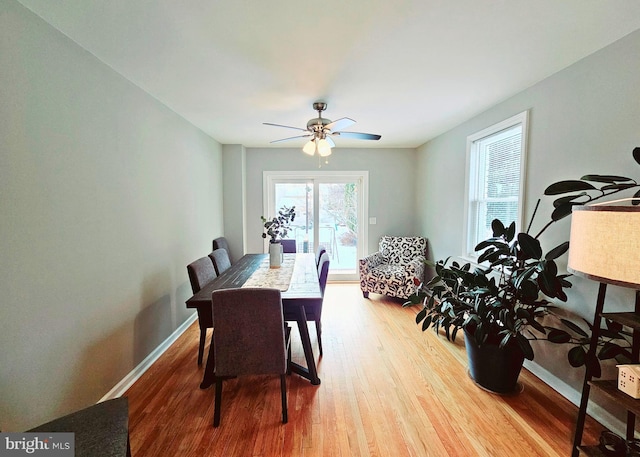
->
[315,245,327,268]
[212,237,232,264]
[280,239,297,253]
[210,288,291,427]
[187,256,217,365]
[209,248,231,276]
[314,252,330,356]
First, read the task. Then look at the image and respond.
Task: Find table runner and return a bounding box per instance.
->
[241,254,295,291]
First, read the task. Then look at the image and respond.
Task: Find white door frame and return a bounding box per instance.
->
[263,170,369,281]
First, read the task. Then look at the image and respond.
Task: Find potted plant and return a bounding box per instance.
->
[405,147,640,393]
[261,205,296,268]
[405,219,574,393]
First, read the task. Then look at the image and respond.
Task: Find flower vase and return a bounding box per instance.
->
[269,242,283,268]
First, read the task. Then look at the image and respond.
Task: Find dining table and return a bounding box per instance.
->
[185,253,323,387]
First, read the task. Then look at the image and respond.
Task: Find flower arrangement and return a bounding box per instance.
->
[261,205,296,244]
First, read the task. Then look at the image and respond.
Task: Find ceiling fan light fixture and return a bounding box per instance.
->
[302,139,316,155]
[317,138,332,157]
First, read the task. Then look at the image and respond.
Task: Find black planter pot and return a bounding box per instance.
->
[464,330,525,394]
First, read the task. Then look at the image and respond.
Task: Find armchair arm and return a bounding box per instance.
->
[359,251,385,275]
[405,255,426,283]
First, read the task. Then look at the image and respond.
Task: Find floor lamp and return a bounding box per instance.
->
[568,202,640,456]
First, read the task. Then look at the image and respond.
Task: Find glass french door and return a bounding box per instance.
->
[264,171,368,281]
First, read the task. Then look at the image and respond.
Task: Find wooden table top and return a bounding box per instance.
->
[186,253,322,308]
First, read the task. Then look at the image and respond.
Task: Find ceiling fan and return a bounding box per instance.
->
[264,102,381,157]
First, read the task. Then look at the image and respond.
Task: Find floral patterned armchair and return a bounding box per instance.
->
[359,236,428,299]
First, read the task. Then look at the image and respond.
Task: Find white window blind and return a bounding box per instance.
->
[465,112,528,259]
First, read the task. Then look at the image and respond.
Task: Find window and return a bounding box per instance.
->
[463,111,528,259]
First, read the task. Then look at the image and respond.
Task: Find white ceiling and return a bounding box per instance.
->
[16,0,640,148]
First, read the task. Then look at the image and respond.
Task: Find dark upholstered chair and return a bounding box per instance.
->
[315,246,327,268]
[212,237,232,264]
[211,288,291,427]
[28,397,131,457]
[280,239,297,253]
[187,257,217,365]
[209,248,231,276]
[314,253,330,356]
[359,236,428,299]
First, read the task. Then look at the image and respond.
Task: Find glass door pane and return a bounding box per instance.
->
[318,182,359,275]
[274,182,314,253]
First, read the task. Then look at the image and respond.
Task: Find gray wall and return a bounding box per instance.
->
[221,144,246,262]
[416,29,640,428]
[0,0,224,431]
[243,147,418,255]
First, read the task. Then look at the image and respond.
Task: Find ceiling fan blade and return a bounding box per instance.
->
[270,134,311,144]
[263,122,309,133]
[325,117,355,132]
[334,131,382,140]
[325,136,335,148]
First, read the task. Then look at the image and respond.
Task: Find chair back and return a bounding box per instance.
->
[280,239,297,253]
[315,246,327,267]
[212,288,287,376]
[209,248,231,276]
[187,257,217,294]
[379,236,428,265]
[212,237,231,262]
[317,253,330,296]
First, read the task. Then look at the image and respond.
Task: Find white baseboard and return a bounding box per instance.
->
[524,360,625,436]
[100,313,198,402]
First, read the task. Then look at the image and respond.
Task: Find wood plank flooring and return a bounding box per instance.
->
[126,283,604,456]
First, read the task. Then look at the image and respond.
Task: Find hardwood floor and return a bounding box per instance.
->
[126,283,603,456]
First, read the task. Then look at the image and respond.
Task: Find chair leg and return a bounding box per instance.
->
[362,291,369,298]
[213,378,223,427]
[285,325,292,375]
[316,320,323,357]
[280,374,288,424]
[197,328,207,365]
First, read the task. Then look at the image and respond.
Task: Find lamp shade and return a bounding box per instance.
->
[568,204,640,289]
[302,140,316,155]
[317,139,332,157]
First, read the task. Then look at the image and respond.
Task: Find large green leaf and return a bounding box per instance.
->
[517,233,542,260]
[513,266,537,290]
[551,203,576,221]
[547,329,571,344]
[568,346,586,367]
[601,183,637,191]
[560,318,588,337]
[553,193,586,208]
[598,342,624,360]
[415,307,427,324]
[505,222,516,241]
[516,333,534,360]
[491,219,505,237]
[580,174,633,183]
[544,180,597,195]
[475,240,507,252]
[422,315,433,331]
[519,280,539,303]
[545,241,569,260]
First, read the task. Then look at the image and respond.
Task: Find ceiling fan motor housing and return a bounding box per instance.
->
[307,117,332,132]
